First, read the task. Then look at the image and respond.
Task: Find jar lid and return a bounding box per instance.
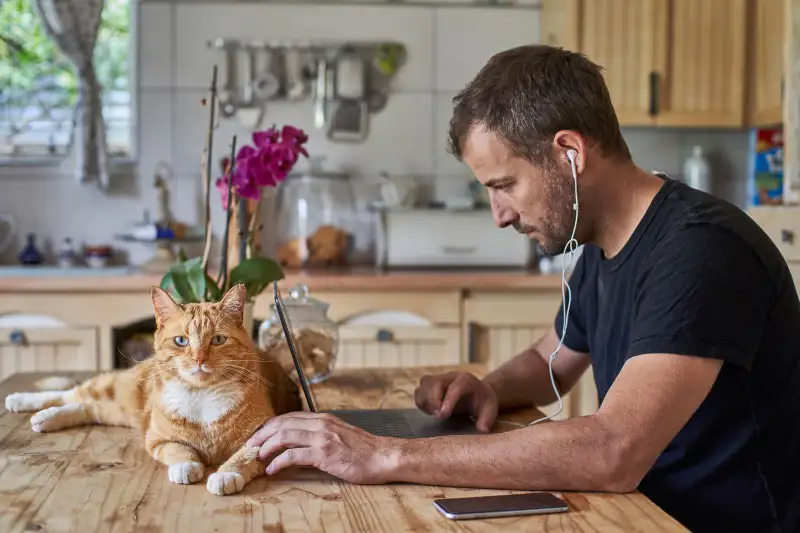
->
[273,283,330,322]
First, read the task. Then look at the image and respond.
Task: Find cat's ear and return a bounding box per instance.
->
[219,283,246,325]
[151,286,182,328]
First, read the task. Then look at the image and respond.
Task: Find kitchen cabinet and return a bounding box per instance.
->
[578,0,664,126]
[655,0,749,127]
[549,0,755,128]
[464,291,599,420]
[0,326,98,381]
[305,291,464,369]
[748,206,800,286]
[0,279,605,419]
[749,0,785,126]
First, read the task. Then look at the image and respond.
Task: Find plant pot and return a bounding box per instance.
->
[243,301,255,340]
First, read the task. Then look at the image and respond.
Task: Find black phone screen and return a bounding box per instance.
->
[434,492,568,517]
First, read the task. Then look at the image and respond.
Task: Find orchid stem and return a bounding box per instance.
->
[200,65,218,279]
[218,135,237,292]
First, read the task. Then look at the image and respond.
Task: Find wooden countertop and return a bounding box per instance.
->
[0,365,688,532]
[0,266,564,293]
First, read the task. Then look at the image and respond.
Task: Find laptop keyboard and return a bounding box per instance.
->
[330,409,416,438]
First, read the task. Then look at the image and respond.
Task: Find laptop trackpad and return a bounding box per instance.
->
[404,409,482,437]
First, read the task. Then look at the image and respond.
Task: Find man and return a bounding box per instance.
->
[247,45,800,533]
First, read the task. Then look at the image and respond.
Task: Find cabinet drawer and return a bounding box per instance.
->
[337,325,461,369]
[748,207,800,262]
[0,327,98,380]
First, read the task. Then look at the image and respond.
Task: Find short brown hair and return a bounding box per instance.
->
[447,44,631,165]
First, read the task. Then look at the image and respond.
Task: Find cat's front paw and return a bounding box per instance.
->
[30,404,84,432]
[5,392,36,412]
[206,472,245,496]
[168,462,205,484]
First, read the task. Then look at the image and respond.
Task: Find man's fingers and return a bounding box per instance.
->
[437,375,469,419]
[475,398,497,433]
[425,378,449,414]
[266,447,319,475]
[256,427,327,461]
[247,413,335,447]
[414,374,453,415]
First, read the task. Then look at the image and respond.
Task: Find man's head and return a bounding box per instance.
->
[448,44,632,254]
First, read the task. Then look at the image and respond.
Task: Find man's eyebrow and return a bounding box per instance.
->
[484,176,514,188]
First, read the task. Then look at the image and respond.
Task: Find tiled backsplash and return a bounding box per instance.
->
[0,1,751,266]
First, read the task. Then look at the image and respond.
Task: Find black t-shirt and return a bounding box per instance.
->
[554,176,800,533]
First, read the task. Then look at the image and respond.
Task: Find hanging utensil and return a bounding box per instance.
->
[207,38,239,117]
[327,47,369,143]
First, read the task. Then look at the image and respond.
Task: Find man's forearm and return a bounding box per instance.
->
[482,348,560,410]
[387,415,635,493]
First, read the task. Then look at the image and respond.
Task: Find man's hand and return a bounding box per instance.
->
[413,371,498,432]
[245,412,398,484]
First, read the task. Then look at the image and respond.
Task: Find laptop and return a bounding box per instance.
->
[272,283,481,438]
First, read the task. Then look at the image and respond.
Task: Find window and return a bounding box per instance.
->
[0,0,132,163]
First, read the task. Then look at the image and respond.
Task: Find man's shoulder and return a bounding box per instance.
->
[649,186,787,280]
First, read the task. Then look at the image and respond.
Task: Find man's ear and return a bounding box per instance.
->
[151,286,182,328]
[552,130,588,175]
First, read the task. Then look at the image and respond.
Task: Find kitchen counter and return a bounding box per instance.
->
[0,266,564,293]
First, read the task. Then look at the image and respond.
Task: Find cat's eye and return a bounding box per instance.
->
[173,336,189,347]
[210,335,226,346]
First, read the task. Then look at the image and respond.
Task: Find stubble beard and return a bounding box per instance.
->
[520,169,576,257]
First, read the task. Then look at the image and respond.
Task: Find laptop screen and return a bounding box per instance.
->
[272,282,317,412]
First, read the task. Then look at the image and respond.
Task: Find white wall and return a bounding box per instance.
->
[0,0,751,266]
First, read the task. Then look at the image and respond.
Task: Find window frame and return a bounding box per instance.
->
[0,0,140,181]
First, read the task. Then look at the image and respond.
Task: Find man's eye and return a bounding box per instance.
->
[174,336,189,347]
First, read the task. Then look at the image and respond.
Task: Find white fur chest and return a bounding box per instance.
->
[161,381,239,426]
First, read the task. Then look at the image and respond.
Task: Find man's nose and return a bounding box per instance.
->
[491,200,518,229]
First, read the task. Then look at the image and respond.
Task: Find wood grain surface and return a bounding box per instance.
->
[0,365,688,532]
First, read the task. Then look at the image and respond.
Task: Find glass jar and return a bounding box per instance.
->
[258,284,339,384]
[275,156,357,269]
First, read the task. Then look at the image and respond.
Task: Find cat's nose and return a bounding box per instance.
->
[193,351,208,365]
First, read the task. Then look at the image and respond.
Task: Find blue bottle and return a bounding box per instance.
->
[19,233,43,266]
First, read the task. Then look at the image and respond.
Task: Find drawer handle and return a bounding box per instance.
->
[441,246,476,255]
[9,329,28,346]
[375,329,394,343]
[781,229,794,244]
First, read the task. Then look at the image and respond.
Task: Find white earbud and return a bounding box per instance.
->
[566,149,579,211]
[566,149,578,165]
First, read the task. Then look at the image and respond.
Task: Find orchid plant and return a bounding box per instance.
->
[215,125,309,207]
[159,68,310,307]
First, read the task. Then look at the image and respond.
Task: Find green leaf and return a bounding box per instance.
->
[166,257,207,303]
[177,247,188,263]
[228,257,285,300]
[205,274,223,302]
[159,272,181,302]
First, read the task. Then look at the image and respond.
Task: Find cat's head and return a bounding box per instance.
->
[150,283,254,386]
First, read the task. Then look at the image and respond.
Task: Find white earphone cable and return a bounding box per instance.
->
[526,149,581,427]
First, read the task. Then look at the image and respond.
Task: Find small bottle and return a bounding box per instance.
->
[56,237,77,268]
[683,145,711,193]
[18,233,43,266]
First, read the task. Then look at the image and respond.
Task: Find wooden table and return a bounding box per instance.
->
[0,365,688,532]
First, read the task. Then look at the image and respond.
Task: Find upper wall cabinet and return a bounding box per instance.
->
[543,0,760,128]
[579,0,664,126]
[654,0,748,127]
[749,0,785,126]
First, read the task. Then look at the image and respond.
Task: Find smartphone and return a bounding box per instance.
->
[433,492,569,520]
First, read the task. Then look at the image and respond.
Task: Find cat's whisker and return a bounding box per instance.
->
[217,364,273,389]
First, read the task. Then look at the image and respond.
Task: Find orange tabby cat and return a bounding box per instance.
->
[4,283,302,496]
